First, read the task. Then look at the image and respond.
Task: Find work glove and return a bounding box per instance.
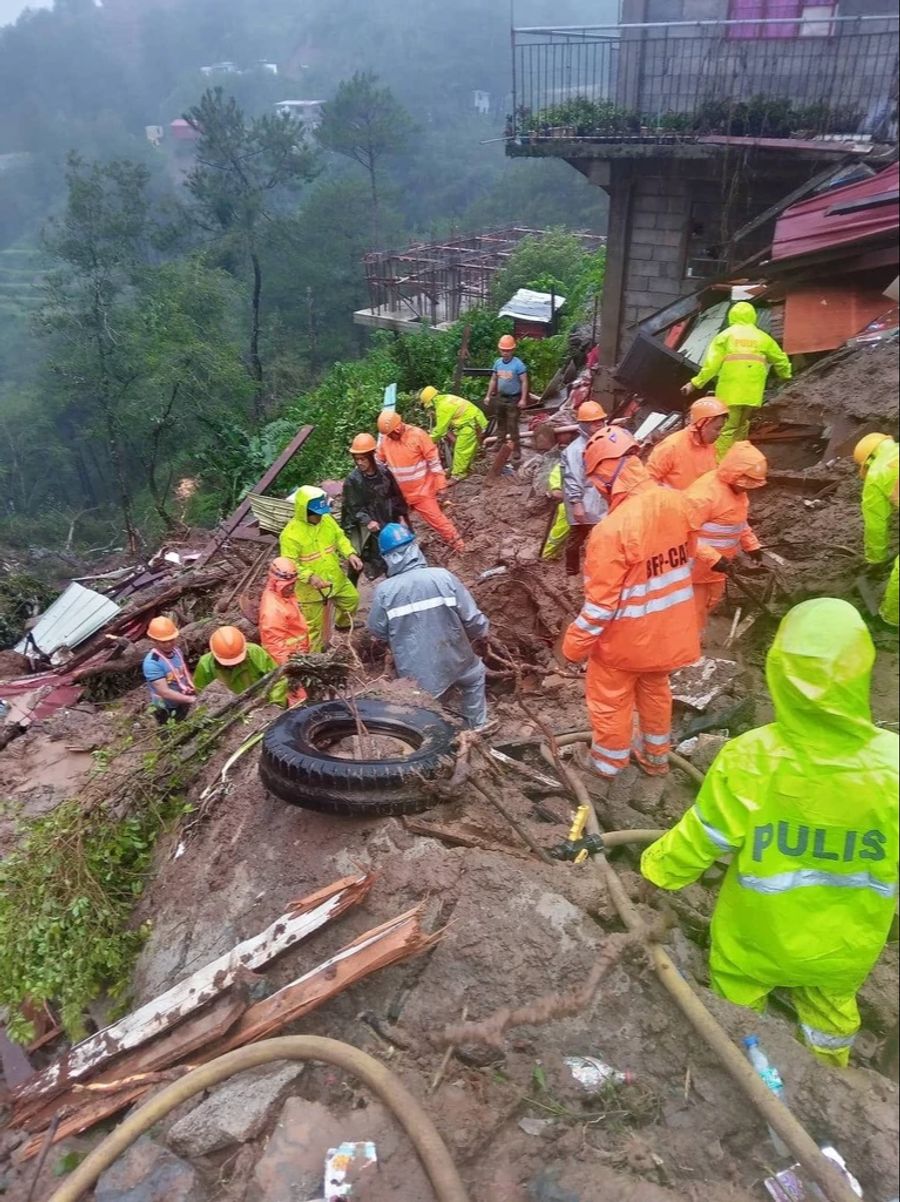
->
[711,558,731,574]
[746,548,764,563]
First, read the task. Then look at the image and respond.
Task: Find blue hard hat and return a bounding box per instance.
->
[378,523,415,555]
[306,495,332,516]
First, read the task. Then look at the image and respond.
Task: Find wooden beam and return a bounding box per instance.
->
[12,873,373,1113]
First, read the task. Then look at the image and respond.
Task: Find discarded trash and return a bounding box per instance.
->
[518,1116,554,1136]
[324,1140,378,1199]
[743,1036,790,1158]
[0,699,9,720]
[763,1145,863,1199]
[564,1055,634,1092]
[477,566,509,581]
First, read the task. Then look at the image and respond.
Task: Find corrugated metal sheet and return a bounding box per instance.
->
[498,288,566,323]
[783,284,897,354]
[678,302,729,367]
[15,582,120,657]
[772,162,900,263]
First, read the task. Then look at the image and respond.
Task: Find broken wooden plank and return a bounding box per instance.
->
[403,817,531,859]
[16,908,437,1159]
[12,873,373,1112]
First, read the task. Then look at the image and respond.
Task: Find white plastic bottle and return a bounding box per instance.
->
[743,1035,790,1158]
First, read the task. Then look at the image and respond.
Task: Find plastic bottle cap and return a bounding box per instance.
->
[743,1035,759,1048]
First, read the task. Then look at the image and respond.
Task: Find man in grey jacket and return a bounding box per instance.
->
[561,400,609,576]
[367,524,490,728]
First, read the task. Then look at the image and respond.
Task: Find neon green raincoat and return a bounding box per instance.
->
[431,393,488,479]
[541,463,570,560]
[690,302,792,455]
[279,485,359,650]
[642,597,899,1065]
[194,643,288,706]
[861,437,899,626]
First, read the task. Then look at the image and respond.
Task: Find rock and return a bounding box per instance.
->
[540,674,566,693]
[94,1136,208,1202]
[252,1097,344,1202]
[167,1063,304,1158]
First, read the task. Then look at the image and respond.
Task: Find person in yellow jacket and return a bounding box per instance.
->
[279,485,364,651]
[419,386,488,480]
[641,597,899,1066]
[541,461,570,560]
[681,301,792,456]
[854,432,899,628]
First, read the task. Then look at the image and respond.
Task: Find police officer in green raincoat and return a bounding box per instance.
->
[641,597,899,1066]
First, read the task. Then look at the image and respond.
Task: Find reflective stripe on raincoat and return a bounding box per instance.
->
[376,424,447,500]
[646,425,717,490]
[279,484,356,589]
[431,393,488,441]
[367,542,489,698]
[862,437,899,564]
[561,457,700,673]
[641,597,899,994]
[685,442,763,582]
[690,302,792,409]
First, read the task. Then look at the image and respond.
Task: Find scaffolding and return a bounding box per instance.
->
[357,227,606,331]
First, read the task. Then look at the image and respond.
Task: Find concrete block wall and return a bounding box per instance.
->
[619,173,692,348]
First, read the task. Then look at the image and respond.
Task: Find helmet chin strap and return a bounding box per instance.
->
[598,454,630,494]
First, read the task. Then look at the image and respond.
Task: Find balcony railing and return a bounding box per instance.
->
[509,16,899,144]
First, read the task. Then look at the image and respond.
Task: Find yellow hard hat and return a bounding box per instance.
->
[419,386,438,407]
[853,432,891,476]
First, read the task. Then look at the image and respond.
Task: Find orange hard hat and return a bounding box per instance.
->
[349,432,378,455]
[147,615,179,641]
[576,400,607,423]
[497,334,517,352]
[377,410,403,435]
[269,556,298,581]
[718,441,768,489]
[209,625,247,666]
[689,397,728,425]
[583,427,639,477]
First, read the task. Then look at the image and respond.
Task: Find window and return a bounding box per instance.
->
[727,0,838,38]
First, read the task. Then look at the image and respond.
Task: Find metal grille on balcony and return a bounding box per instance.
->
[510,16,899,144]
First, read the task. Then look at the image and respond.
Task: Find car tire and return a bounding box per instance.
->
[258,698,458,816]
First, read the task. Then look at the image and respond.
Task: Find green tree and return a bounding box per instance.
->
[316,72,413,247]
[492,229,595,308]
[183,88,319,416]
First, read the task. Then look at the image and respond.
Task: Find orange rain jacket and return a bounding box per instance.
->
[258,568,311,701]
[562,458,700,673]
[376,424,448,503]
[646,426,717,491]
[684,442,763,585]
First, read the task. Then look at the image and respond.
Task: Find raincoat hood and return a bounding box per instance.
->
[728,301,758,326]
[293,485,326,524]
[717,441,767,487]
[589,454,653,512]
[384,541,429,577]
[766,597,875,747]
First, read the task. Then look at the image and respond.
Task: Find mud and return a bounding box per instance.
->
[0,343,897,1202]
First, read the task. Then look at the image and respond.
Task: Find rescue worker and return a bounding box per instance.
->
[258,557,310,705]
[561,400,608,576]
[641,597,899,1067]
[854,432,899,628]
[684,441,767,631]
[142,616,196,726]
[420,386,488,480]
[340,433,408,582]
[279,485,364,651]
[562,428,699,780]
[647,398,729,490]
[485,334,529,465]
[194,626,288,706]
[681,301,792,456]
[541,458,570,561]
[375,410,464,552]
[368,524,490,729]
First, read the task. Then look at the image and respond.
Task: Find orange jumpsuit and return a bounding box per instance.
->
[646,425,717,490]
[376,424,462,548]
[684,443,763,629]
[562,459,700,778]
[258,574,311,703]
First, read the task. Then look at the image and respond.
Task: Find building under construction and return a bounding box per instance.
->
[354,227,606,333]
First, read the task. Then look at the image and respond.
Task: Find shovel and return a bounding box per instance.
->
[318,582,336,648]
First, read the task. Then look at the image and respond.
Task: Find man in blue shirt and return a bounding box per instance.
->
[142,615,197,727]
[485,334,529,466]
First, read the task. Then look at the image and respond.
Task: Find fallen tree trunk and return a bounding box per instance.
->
[12,873,373,1119]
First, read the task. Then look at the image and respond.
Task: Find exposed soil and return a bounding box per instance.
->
[1,341,898,1202]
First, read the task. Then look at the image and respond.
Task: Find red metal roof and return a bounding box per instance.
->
[771,162,899,263]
